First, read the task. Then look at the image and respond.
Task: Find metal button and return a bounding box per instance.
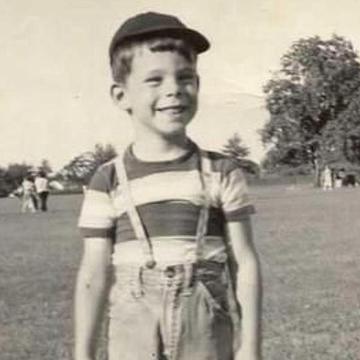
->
[145,259,156,269]
[164,267,176,278]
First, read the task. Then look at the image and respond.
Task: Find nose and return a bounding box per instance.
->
[162,77,182,97]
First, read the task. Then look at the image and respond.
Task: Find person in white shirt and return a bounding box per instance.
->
[322,166,333,191]
[35,171,50,211]
[21,175,37,213]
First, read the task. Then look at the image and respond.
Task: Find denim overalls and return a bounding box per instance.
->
[107,151,239,360]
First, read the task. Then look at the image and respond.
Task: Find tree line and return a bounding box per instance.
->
[4,33,357,195]
[0,145,118,197]
[261,34,360,184]
[0,160,52,197]
[0,138,257,197]
[58,137,258,187]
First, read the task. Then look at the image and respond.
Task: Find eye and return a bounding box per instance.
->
[145,76,162,85]
[178,73,197,83]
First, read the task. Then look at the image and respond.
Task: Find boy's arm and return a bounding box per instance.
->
[226,217,262,359]
[74,237,112,360]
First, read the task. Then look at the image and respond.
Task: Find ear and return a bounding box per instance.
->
[196,74,200,91]
[110,83,131,111]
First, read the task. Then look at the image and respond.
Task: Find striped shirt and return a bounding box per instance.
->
[78,141,255,264]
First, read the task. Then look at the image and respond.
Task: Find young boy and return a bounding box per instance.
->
[75,12,262,360]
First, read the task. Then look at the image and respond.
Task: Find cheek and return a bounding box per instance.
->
[130,90,153,108]
[187,83,199,97]
[135,86,156,100]
[188,89,199,105]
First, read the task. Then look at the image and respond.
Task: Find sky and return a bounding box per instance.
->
[1,0,360,170]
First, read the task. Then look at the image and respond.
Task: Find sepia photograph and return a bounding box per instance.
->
[1,0,360,359]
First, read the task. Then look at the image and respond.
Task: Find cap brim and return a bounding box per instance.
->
[110,26,210,57]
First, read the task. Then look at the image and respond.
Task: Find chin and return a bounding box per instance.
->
[158,124,187,137]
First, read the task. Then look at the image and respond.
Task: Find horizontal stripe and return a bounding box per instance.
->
[80,227,115,239]
[220,167,251,213]
[111,170,222,217]
[78,189,116,229]
[112,236,228,266]
[114,203,225,242]
[123,141,199,180]
[225,205,256,221]
[80,203,226,242]
[89,141,240,192]
[88,164,116,192]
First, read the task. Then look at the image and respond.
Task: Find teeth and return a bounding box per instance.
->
[159,107,185,111]
[159,105,185,109]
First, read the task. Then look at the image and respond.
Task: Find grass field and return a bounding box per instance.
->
[1,186,360,359]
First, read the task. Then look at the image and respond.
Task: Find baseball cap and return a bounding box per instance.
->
[109,12,210,59]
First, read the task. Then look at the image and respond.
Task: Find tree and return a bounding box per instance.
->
[222,133,250,159]
[0,167,10,197]
[261,35,360,184]
[321,86,360,166]
[39,159,52,174]
[6,163,33,187]
[92,143,118,167]
[222,133,259,176]
[0,162,34,196]
[61,143,117,185]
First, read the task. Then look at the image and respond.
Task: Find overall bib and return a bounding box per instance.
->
[107,151,237,360]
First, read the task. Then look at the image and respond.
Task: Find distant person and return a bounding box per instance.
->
[21,175,37,213]
[35,171,50,211]
[322,166,333,191]
[338,168,346,187]
[334,170,343,189]
[74,12,262,360]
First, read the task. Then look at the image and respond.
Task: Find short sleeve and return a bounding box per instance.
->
[78,167,116,238]
[220,166,255,221]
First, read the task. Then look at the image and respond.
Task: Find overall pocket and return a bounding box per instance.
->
[198,278,231,318]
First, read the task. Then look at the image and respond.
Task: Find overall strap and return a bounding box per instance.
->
[179,149,212,295]
[194,150,212,262]
[114,155,156,269]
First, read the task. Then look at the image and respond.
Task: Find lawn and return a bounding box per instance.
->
[0,186,359,359]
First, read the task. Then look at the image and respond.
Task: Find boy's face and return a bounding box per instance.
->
[114,46,199,138]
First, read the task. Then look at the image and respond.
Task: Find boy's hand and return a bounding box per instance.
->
[235,346,262,360]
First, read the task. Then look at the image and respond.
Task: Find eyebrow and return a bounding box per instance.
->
[143,66,196,75]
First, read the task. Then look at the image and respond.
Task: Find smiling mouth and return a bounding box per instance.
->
[156,105,187,113]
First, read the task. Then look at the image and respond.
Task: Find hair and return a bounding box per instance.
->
[110,37,198,84]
